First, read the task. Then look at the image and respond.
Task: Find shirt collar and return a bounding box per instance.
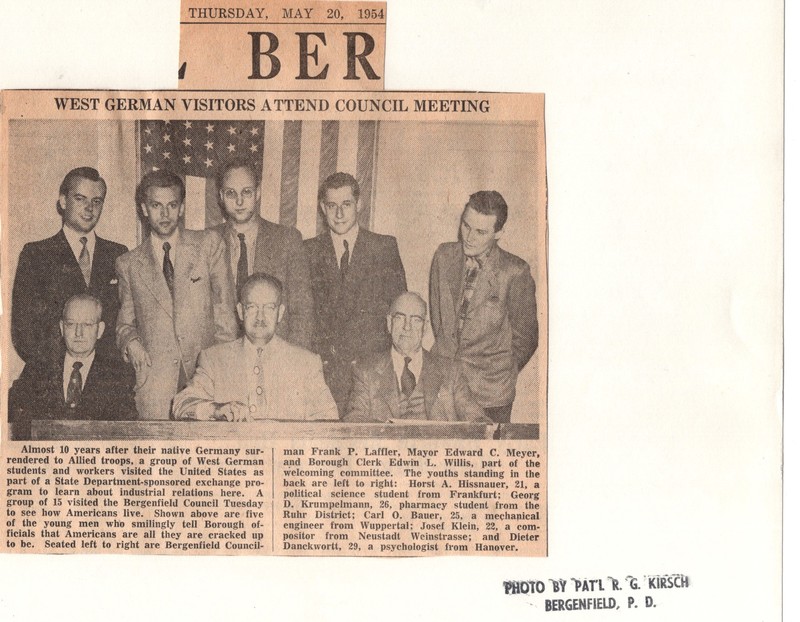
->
[330,224,359,257]
[390,345,423,383]
[231,217,259,239]
[64,350,96,371]
[62,226,96,258]
[242,334,278,358]
[150,230,180,260]
[464,243,494,270]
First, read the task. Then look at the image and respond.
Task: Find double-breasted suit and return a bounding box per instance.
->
[429,242,538,409]
[305,228,407,411]
[11,230,127,363]
[115,228,238,419]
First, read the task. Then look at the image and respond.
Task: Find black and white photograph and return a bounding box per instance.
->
[5,113,547,441]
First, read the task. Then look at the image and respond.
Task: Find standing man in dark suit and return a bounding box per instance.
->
[212,156,315,350]
[429,190,538,423]
[11,167,128,364]
[9,294,137,440]
[116,170,238,419]
[345,292,487,423]
[305,172,407,414]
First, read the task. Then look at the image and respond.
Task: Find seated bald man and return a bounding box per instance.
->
[172,273,338,421]
[9,294,137,439]
[345,292,488,423]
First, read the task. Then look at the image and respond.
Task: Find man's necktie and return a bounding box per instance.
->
[458,257,481,335]
[236,233,248,293]
[340,239,350,281]
[162,241,175,295]
[400,356,416,398]
[66,361,83,409]
[78,236,91,286]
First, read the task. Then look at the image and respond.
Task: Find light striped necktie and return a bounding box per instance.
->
[78,236,91,286]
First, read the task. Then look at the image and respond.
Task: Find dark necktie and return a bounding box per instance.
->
[400,356,416,398]
[340,239,350,281]
[162,241,174,295]
[66,361,83,408]
[78,236,91,286]
[237,233,248,293]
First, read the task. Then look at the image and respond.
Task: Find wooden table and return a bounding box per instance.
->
[29,420,538,440]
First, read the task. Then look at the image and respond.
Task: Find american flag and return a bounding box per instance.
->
[137,119,379,239]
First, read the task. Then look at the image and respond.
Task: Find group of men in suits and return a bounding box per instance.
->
[9,161,538,438]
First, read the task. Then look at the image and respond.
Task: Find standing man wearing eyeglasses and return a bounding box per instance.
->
[116,170,238,419]
[173,273,337,421]
[304,172,407,416]
[212,157,315,350]
[11,167,128,365]
[345,292,486,423]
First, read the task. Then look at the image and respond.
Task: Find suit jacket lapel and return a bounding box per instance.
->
[319,233,339,284]
[54,230,87,291]
[253,217,271,273]
[134,239,174,318]
[446,247,465,316]
[420,350,444,416]
[345,229,368,287]
[374,353,401,419]
[174,230,196,307]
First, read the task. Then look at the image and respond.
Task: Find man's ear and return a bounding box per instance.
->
[237,302,245,323]
[356,197,364,214]
[178,202,186,218]
[57,195,66,213]
[139,203,148,220]
[59,320,65,339]
[96,321,106,341]
[493,227,504,241]
[277,304,286,324]
[386,315,392,335]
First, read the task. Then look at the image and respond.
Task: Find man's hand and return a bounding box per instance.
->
[212,401,249,422]
[127,339,152,379]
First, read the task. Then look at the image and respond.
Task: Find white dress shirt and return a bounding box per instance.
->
[390,346,423,391]
[150,230,179,264]
[330,224,359,266]
[62,226,96,268]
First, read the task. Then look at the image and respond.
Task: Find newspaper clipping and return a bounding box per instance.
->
[0,2,547,557]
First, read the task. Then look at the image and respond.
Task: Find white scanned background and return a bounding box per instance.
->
[0,1,790,621]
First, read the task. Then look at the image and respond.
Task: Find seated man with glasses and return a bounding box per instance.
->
[212,156,315,350]
[172,273,338,421]
[8,294,137,440]
[345,292,487,423]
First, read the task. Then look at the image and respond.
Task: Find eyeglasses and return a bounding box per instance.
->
[63,321,99,331]
[222,187,257,202]
[243,303,279,315]
[390,313,425,328]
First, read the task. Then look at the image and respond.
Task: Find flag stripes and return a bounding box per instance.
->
[136,119,379,242]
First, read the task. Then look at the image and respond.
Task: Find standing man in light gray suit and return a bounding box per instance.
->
[212,156,315,350]
[116,170,238,419]
[429,190,538,423]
